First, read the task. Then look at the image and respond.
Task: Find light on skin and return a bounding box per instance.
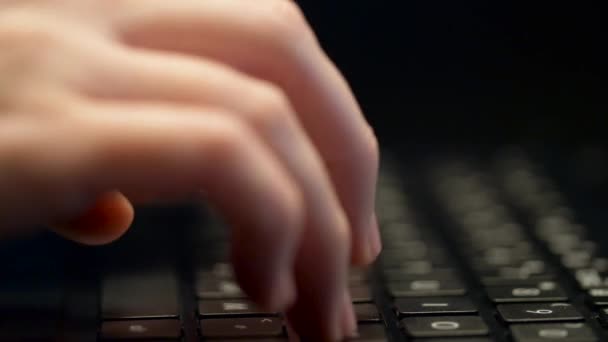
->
[0,0,381,340]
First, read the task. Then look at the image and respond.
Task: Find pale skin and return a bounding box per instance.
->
[0,0,381,340]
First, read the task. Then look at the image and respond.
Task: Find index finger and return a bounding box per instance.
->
[113,0,381,266]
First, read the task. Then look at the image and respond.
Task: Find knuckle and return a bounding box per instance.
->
[0,12,64,109]
[247,83,292,132]
[206,115,253,159]
[277,182,305,237]
[260,0,314,44]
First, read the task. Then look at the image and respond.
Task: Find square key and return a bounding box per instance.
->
[199,299,277,317]
[388,278,466,297]
[510,322,597,341]
[395,296,477,316]
[401,316,489,338]
[497,303,584,323]
[486,281,568,303]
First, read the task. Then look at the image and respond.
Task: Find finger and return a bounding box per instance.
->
[51,190,134,245]
[76,45,353,339]
[0,105,304,312]
[112,0,381,266]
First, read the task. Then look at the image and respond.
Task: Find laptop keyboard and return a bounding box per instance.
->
[2,149,608,341]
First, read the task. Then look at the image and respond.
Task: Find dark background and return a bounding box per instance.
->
[297,1,606,145]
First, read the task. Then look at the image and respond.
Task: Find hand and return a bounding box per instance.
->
[0,0,381,339]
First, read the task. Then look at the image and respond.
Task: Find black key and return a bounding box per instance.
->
[102,272,179,319]
[574,269,608,289]
[199,299,277,317]
[480,268,555,286]
[411,339,492,342]
[213,340,286,342]
[388,278,466,297]
[486,281,568,303]
[197,278,246,299]
[395,297,477,315]
[200,317,283,338]
[345,324,387,341]
[198,263,235,280]
[510,322,597,341]
[497,303,584,323]
[349,268,370,284]
[351,285,373,303]
[401,316,489,338]
[354,304,381,322]
[384,267,457,280]
[100,319,181,340]
[588,288,608,305]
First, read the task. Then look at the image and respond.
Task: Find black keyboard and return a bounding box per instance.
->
[1,148,608,341]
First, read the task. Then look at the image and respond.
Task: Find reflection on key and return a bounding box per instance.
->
[100,319,181,340]
[102,272,179,319]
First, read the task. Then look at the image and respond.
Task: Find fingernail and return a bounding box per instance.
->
[341,292,357,339]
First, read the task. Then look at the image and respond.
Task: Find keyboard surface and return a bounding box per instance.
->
[1,147,608,341]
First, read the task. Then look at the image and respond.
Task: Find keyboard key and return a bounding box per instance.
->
[388,279,466,297]
[395,297,477,315]
[213,339,286,342]
[200,317,283,338]
[486,281,568,303]
[197,279,246,299]
[384,267,457,280]
[410,339,492,342]
[346,324,387,341]
[480,268,555,286]
[510,322,596,341]
[401,316,489,338]
[497,303,584,323]
[354,304,381,322]
[351,285,373,303]
[102,272,179,319]
[199,299,277,317]
[100,319,181,340]
[588,288,608,305]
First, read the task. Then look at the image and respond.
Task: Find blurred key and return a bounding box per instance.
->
[354,304,381,322]
[199,299,276,317]
[200,317,283,338]
[102,272,179,319]
[388,278,466,297]
[197,278,246,299]
[510,322,596,342]
[351,285,373,303]
[486,281,568,303]
[345,324,387,341]
[100,319,181,340]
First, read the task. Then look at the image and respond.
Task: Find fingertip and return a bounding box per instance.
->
[351,213,381,266]
[51,191,134,245]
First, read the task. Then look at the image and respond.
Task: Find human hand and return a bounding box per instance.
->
[0,0,380,339]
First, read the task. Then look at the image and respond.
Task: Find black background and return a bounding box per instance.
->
[297,1,606,145]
